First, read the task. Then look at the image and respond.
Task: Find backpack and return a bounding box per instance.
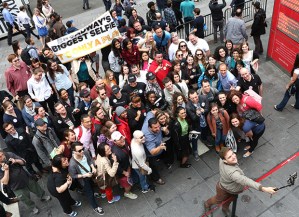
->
[20,46,35,65]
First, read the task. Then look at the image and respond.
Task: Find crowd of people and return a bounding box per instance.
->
[1,0,299,216]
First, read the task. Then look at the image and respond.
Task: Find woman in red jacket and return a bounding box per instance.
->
[121,38,140,67]
[229,90,262,115]
[207,103,230,153]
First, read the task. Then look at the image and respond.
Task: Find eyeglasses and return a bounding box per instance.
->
[180,45,186,47]
[196,53,203,56]
[77,147,84,153]
[13,58,20,63]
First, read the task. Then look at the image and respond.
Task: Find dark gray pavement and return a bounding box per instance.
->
[2,0,299,217]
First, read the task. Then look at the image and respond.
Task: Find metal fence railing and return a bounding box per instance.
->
[176,0,268,40]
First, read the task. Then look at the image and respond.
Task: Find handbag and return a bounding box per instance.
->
[287,84,296,96]
[134,159,149,175]
[95,162,118,188]
[36,16,48,37]
[243,109,265,124]
[225,129,237,152]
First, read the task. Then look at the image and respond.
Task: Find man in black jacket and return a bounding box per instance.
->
[251,2,266,54]
[209,0,226,43]
[53,102,79,139]
[127,96,146,135]
[186,89,210,161]
[4,123,44,177]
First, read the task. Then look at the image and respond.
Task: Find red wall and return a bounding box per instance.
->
[267,0,299,73]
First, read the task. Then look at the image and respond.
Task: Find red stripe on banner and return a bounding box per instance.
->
[201,151,299,217]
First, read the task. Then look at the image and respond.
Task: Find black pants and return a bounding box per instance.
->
[55,190,76,214]
[103,0,112,11]
[25,151,44,175]
[253,35,264,54]
[161,138,174,165]
[23,24,39,39]
[212,20,224,43]
[39,94,57,115]
[249,126,265,153]
[6,22,26,45]
[148,156,162,182]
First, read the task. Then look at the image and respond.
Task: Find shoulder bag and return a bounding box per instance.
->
[95,160,118,189]
[134,159,149,175]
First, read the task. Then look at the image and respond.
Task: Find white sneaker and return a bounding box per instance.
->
[190,130,201,135]
[94,207,105,215]
[32,207,39,215]
[67,211,78,216]
[124,192,138,199]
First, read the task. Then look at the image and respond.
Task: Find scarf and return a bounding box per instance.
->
[25,103,36,116]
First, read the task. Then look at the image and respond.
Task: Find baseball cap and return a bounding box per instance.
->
[111,131,123,141]
[66,20,73,28]
[128,74,137,83]
[146,72,156,80]
[80,89,90,98]
[35,118,46,127]
[112,85,120,94]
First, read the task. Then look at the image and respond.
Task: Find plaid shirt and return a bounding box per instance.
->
[164,7,177,26]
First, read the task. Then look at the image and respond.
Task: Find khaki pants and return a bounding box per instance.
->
[206,182,237,212]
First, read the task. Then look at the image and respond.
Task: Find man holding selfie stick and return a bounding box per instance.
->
[203,147,277,217]
[143,117,166,185]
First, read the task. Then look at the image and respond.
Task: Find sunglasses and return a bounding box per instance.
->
[180,45,186,47]
[196,53,203,56]
[177,54,183,57]
[139,135,144,139]
[77,147,85,153]
[100,93,106,96]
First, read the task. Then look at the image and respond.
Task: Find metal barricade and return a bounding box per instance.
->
[176,0,267,40]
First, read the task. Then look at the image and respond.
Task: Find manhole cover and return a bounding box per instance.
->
[241,195,251,203]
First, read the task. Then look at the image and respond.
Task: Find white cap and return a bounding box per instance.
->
[111,131,123,141]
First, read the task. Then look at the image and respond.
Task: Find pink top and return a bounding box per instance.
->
[238,95,263,113]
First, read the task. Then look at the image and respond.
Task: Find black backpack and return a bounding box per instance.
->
[20,46,35,65]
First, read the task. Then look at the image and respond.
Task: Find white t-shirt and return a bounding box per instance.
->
[187,38,210,56]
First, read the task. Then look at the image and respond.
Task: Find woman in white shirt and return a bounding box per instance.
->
[131,130,152,193]
[32,8,48,48]
[42,0,54,22]
[27,67,55,114]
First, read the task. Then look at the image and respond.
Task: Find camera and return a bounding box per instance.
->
[118,58,124,65]
[4,160,12,166]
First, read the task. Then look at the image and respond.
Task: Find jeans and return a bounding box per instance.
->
[248,126,265,153]
[66,86,75,107]
[148,156,161,182]
[83,178,98,209]
[23,23,39,39]
[276,79,299,110]
[215,128,226,146]
[14,178,45,209]
[83,0,90,8]
[212,20,224,43]
[103,0,112,11]
[183,17,194,38]
[6,22,26,45]
[253,35,263,54]
[133,169,150,191]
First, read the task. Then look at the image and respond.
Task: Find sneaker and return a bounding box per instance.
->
[94,207,105,215]
[66,211,78,216]
[101,193,106,198]
[32,207,39,215]
[108,195,121,204]
[190,130,201,135]
[94,192,101,198]
[73,201,82,207]
[41,195,51,201]
[141,189,149,194]
[194,154,200,162]
[124,192,138,199]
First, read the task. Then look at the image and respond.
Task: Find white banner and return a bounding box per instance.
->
[47,12,120,63]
